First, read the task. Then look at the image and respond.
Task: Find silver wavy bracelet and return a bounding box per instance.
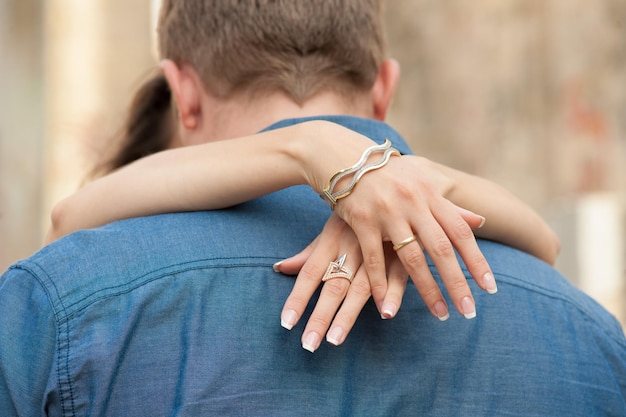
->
[321,139,400,210]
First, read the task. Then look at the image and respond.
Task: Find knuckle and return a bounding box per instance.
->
[403,248,427,270]
[468,252,489,270]
[416,283,441,302]
[322,279,348,297]
[298,264,325,284]
[445,277,470,294]
[432,238,455,258]
[349,277,372,298]
[453,219,475,240]
[363,254,383,270]
[307,314,332,330]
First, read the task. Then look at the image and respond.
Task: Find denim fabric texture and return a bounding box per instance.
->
[1,116,625,416]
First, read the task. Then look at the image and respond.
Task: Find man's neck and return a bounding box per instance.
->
[200,90,374,142]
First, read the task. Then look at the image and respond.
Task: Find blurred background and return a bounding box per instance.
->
[0,0,624,326]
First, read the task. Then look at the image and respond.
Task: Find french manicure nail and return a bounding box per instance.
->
[478,216,487,229]
[302,332,321,353]
[281,309,298,330]
[272,260,284,273]
[326,327,345,346]
[461,296,476,319]
[483,272,498,294]
[434,300,450,321]
[381,302,397,319]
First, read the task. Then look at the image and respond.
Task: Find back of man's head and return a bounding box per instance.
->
[157,0,385,102]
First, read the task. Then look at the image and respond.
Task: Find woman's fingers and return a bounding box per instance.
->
[390,228,454,320]
[416,222,477,319]
[345,159,495,319]
[350,226,388,313]
[280,151,500,349]
[300,253,361,352]
[435,201,497,295]
[325,267,372,346]
[280,215,355,332]
[379,244,409,319]
[280,243,340,331]
[325,249,407,348]
[376,190,475,320]
[279,214,401,352]
[402,198,496,319]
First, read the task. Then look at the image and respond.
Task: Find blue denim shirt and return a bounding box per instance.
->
[1,116,625,416]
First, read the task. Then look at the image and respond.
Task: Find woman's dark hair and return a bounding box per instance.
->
[90,71,174,177]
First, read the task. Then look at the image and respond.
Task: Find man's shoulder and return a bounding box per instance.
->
[473,239,626,342]
[10,190,328,317]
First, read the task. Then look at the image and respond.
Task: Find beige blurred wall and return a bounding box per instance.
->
[0,0,45,271]
[0,0,624,324]
[1,0,155,266]
[43,0,156,224]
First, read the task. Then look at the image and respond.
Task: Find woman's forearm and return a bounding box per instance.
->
[47,120,560,266]
[46,121,373,243]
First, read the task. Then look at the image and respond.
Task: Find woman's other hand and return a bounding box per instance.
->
[275,214,409,352]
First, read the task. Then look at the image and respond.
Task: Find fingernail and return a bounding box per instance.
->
[281,309,298,330]
[434,300,450,321]
[302,332,321,353]
[381,302,397,319]
[478,216,487,229]
[461,296,476,319]
[326,327,345,346]
[483,272,498,294]
[272,260,284,273]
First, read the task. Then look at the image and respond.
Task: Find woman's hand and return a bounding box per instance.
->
[301,140,497,316]
[275,205,496,353]
[333,154,497,319]
[289,124,497,321]
[275,214,410,352]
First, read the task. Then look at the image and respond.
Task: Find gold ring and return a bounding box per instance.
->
[322,253,353,283]
[393,235,419,251]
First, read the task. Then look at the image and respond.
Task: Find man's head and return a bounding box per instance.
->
[159,0,385,102]
[157,0,400,144]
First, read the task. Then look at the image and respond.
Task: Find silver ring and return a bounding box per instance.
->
[393,235,419,251]
[322,253,353,283]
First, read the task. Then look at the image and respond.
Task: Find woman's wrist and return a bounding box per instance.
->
[287,120,379,195]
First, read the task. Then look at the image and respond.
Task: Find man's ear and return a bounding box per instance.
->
[160,59,202,130]
[371,59,400,121]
